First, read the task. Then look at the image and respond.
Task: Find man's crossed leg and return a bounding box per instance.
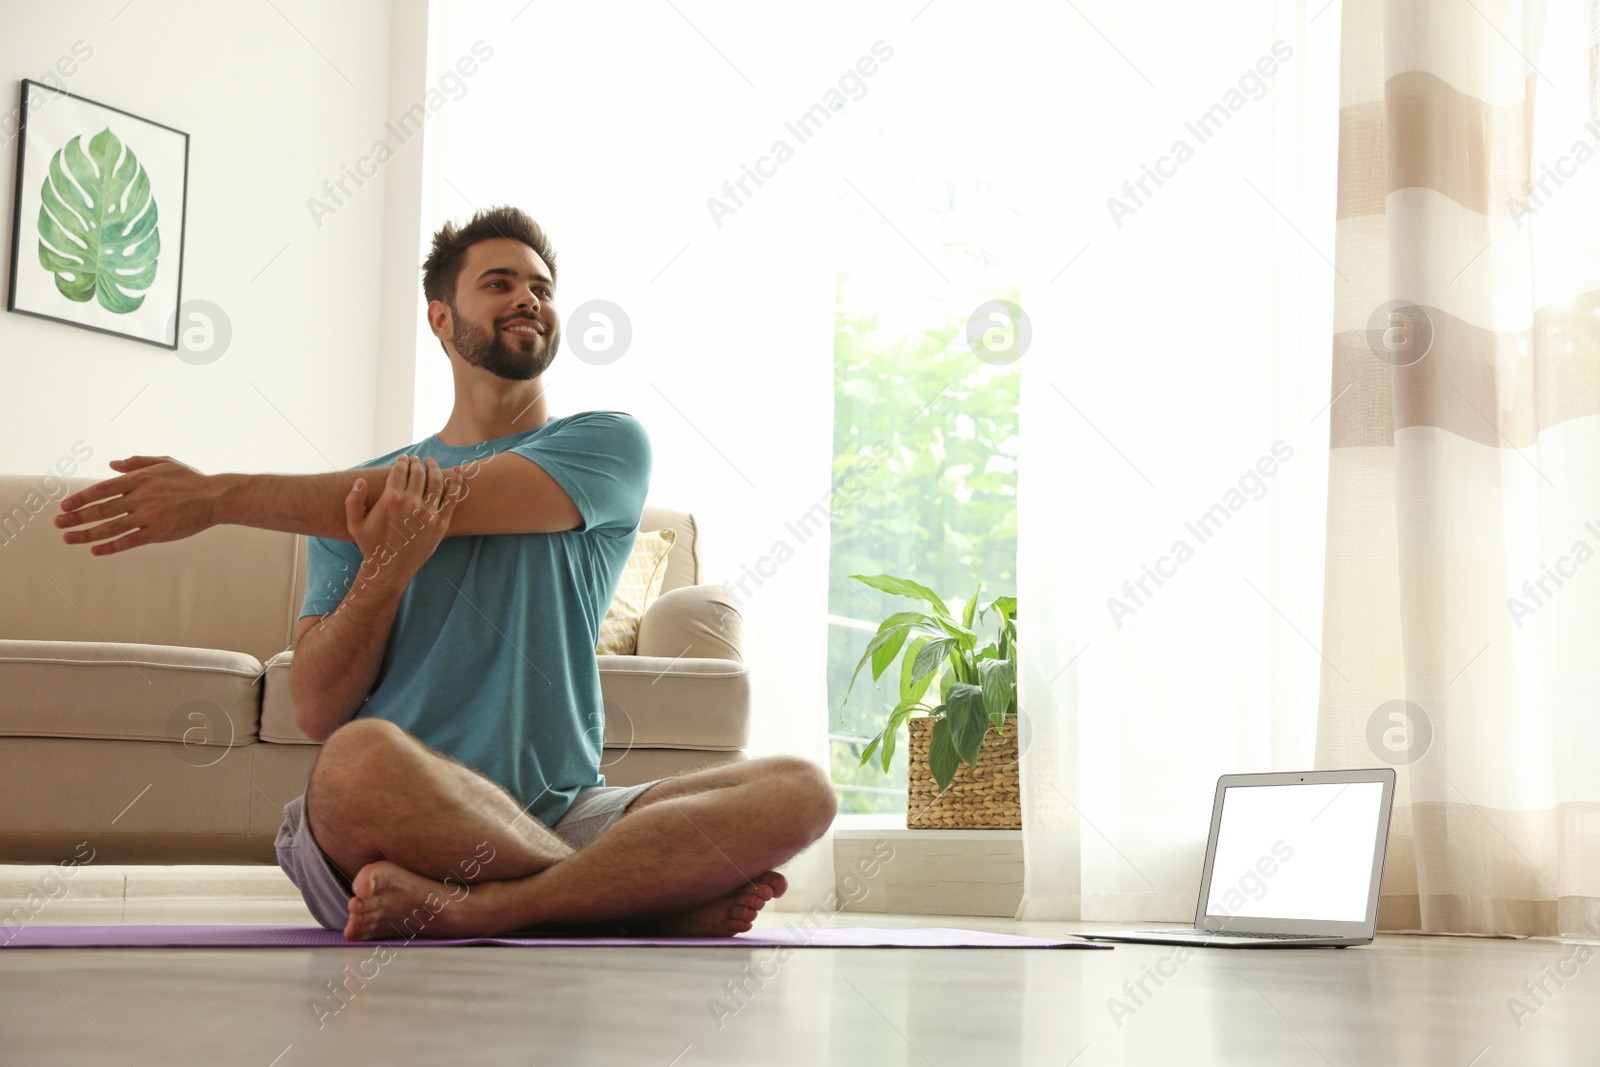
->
[294,719,837,941]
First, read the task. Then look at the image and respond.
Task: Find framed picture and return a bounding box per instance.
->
[6,79,189,350]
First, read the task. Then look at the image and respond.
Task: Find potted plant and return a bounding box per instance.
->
[840,574,1019,829]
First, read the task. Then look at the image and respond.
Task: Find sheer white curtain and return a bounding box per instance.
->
[1018,1,1344,920]
[423,0,854,905]
[1316,0,1600,937]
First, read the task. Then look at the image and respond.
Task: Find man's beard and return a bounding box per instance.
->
[450,305,560,381]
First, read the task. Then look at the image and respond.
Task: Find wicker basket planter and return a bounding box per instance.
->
[906,714,1021,829]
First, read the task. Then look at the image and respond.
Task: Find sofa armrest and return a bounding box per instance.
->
[597,656,749,749]
[260,650,316,744]
[635,585,743,661]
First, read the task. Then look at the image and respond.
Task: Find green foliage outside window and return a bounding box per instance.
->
[827,273,1020,812]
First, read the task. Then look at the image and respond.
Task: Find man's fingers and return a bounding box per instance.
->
[389,456,412,493]
[56,499,132,531]
[422,457,445,509]
[343,478,367,536]
[90,529,149,556]
[59,475,135,513]
[72,517,138,545]
[108,456,169,471]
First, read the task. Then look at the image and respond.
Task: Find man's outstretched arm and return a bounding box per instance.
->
[55,450,582,555]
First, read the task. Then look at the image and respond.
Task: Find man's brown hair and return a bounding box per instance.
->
[421,205,558,307]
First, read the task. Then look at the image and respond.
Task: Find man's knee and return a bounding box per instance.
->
[308,719,413,813]
[758,756,837,841]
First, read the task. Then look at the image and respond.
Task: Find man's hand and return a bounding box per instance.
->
[347,455,464,586]
[56,456,218,556]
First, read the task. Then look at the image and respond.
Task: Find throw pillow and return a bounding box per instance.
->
[595,528,676,655]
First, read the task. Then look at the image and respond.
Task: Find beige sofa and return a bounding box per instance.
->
[0,474,750,864]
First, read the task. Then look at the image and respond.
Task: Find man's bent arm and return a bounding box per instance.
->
[290,561,408,743]
[217,452,581,540]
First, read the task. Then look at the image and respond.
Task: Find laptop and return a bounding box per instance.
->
[1082,768,1396,948]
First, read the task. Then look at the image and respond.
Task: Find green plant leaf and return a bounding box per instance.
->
[978,657,1015,728]
[849,574,953,620]
[37,128,160,314]
[842,612,924,706]
[945,683,989,766]
[869,611,925,681]
[931,614,979,651]
[928,717,960,792]
[961,581,983,630]
[900,636,936,705]
[879,713,899,771]
[911,637,955,686]
[857,730,883,767]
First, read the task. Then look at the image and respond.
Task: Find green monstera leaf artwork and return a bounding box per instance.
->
[36,126,161,315]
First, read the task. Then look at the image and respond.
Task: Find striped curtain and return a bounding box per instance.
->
[1317,0,1600,936]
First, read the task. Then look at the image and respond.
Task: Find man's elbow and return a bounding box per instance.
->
[288,673,334,743]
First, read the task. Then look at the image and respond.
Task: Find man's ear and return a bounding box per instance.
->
[427,300,455,359]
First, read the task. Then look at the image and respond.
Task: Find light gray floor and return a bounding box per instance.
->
[2,895,1596,1066]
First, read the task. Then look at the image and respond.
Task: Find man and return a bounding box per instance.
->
[54,206,836,941]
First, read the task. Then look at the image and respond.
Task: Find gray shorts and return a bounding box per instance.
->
[274,779,667,932]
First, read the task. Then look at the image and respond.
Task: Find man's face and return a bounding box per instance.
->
[442,238,560,381]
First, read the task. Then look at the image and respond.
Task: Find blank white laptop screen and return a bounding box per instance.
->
[1203,782,1385,923]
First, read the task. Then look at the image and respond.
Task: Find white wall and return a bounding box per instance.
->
[0,0,430,484]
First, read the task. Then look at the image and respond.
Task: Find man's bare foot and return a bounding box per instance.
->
[345,860,492,941]
[627,871,789,938]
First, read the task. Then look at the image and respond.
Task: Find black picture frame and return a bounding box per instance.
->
[6,79,189,350]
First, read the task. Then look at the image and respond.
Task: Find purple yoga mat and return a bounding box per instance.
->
[2,924,1110,950]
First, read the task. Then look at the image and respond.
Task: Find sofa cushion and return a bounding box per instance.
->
[636,585,743,661]
[595,528,675,656]
[0,640,261,747]
[261,650,749,750]
[639,505,701,594]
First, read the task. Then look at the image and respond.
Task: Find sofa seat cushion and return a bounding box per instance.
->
[261,650,750,750]
[0,640,262,746]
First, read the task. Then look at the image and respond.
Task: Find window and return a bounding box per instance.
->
[826,114,1021,812]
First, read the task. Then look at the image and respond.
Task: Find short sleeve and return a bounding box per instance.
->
[300,535,364,618]
[508,412,652,534]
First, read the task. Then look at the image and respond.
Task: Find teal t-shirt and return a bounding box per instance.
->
[299,410,651,826]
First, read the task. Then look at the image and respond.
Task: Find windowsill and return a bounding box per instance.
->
[832,812,1021,840]
[831,813,1023,917]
